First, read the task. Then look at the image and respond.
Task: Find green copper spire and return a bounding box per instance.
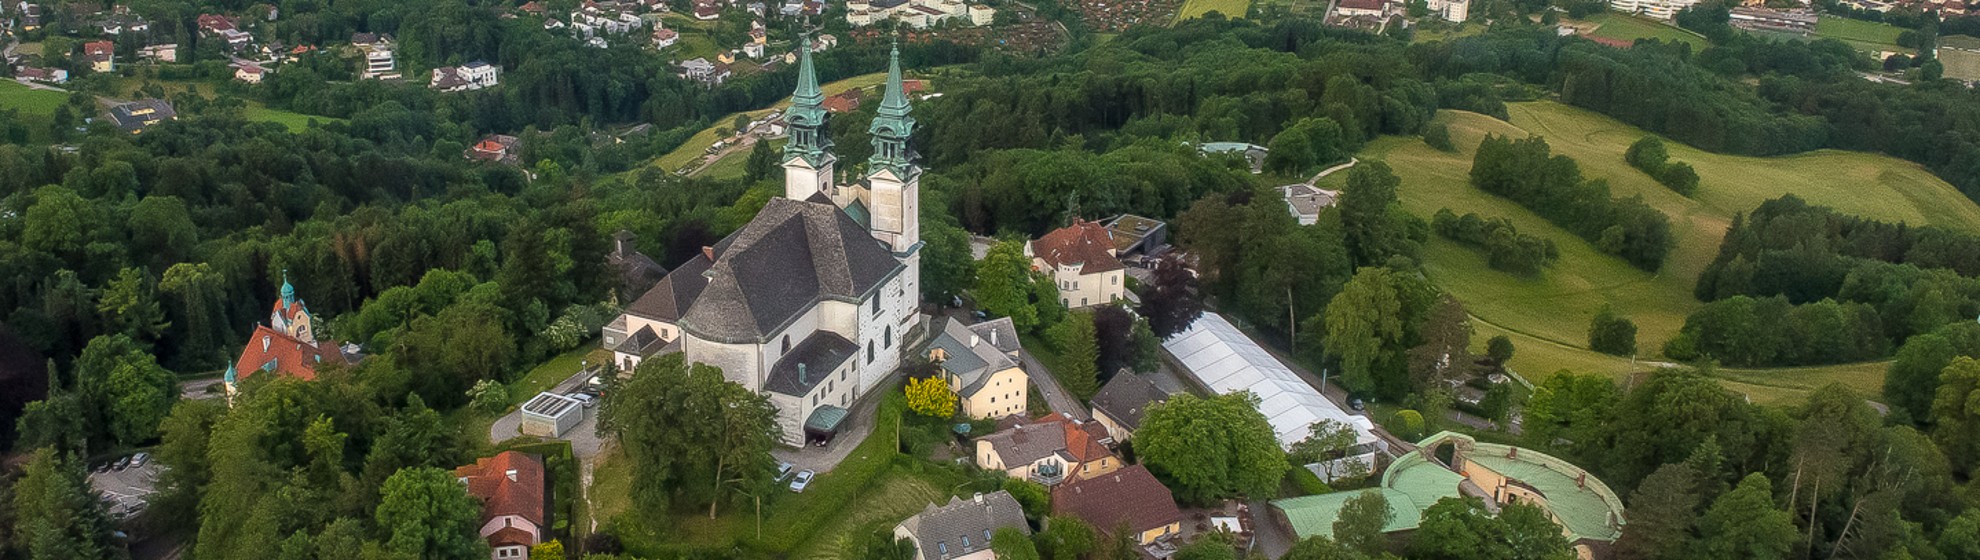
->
[867,38,915,173]
[784,32,831,166]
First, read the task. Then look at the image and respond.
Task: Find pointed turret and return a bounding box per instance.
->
[279,269,295,308]
[867,38,916,174]
[783,32,832,168]
[782,31,836,200]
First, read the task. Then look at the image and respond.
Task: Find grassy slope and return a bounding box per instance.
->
[0,80,70,113]
[1585,12,1710,50]
[1176,0,1252,21]
[653,71,891,173]
[1322,101,1980,403]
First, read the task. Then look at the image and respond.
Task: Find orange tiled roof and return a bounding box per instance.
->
[232,324,343,383]
[1033,219,1123,274]
[455,451,548,528]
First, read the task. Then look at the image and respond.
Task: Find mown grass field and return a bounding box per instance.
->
[1321,101,1980,403]
[1176,0,1251,21]
[1814,16,1906,48]
[1583,12,1710,50]
[653,71,892,173]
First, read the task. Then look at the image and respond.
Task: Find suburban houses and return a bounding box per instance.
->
[454,451,550,559]
[893,491,1030,560]
[974,413,1119,485]
[431,61,502,92]
[846,0,995,28]
[923,317,1029,419]
[1278,183,1340,226]
[1028,218,1128,309]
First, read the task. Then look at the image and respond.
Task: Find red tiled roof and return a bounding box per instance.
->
[1040,413,1111,462]
[1336,0,1385,9]
[455,452,548,529]
[269,298,306,323]
[488,526,535,548]
[1052,465,1183,538]
[823,89,863,113]
[1032,219,1123,274]
[197,13,237,31]
[232,324,344,383]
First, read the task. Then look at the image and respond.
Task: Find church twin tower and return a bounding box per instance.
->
[781,36,921,258]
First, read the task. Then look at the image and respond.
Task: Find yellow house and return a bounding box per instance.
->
[975,414,1119,486]
[1052,464,1183,546]
[1026,219,1126,309]
[925,317,1027,419]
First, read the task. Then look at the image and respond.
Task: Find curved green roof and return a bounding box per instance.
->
[1273,431,1626,544]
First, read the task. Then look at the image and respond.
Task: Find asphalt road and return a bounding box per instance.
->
[1018,347,1090,421]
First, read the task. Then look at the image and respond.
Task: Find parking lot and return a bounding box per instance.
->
[89,459,163,521]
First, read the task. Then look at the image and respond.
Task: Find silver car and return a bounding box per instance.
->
[788,470,815,493]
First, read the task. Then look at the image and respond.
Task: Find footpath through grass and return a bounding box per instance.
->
[1323,101,1980,402]
[652,71,891,173]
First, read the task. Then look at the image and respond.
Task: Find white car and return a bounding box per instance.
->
[788,470,815,493]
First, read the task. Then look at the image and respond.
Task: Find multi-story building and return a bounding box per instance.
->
[1027,219,1126,309]
[1609,0,1698,20]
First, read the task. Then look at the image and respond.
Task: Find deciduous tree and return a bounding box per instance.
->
[1137,392,1287,503]
[1697,474,1796,560]
[905,375,957,418]
[375,467,490,560]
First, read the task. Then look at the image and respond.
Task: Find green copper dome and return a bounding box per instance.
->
[867,39,915,174]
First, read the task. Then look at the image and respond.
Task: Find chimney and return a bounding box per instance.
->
[990,329,998,347]
[799,363,808,384]
[506,469,518,482]
[1576,472,1586,489]
[973,492,983,504]
[969,333,979,348]
[702,245,715,260]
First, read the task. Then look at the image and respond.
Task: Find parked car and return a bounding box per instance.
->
[775,461,795,482]
[788,470,815,493]
[113,456,132,471]
[567,392,597,408]
[130,452,150,468]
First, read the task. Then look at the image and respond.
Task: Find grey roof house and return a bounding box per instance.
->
[893,491,1030,560]
[1088,373,1169,442]
[924,317,1027,419]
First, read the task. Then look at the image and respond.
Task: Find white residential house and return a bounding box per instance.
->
[233,63,266,83]
[653,27,679,47]
[1025,219,1127,309]
[138,43,179,63]
[361,46,399,79]
[430,61,500,92]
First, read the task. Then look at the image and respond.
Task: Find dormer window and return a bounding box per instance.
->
[261,336,270,351]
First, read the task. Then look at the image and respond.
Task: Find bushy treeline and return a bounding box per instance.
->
[1431,209,1558,275]
[1468,134,1674,271]
[1623,136,1699,196]
[1664,295,1890,367]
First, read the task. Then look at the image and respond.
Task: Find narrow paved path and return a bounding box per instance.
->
[1018,348,1090,421]
[1303,157,1358,186]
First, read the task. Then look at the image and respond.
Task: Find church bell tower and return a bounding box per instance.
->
[865,40,919,257]
[782,34,835,201]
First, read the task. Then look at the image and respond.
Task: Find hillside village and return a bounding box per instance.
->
[8,0,1980,557]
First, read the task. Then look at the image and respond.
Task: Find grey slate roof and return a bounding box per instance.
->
[763,331,857,396]
[1089,373,1169,433]
[611,325,669,357]
[625,253,712,323]
[926,317,1021,398]
[897,491,1030,559]
[980,419,1071,467]
[673,197,902,342]
[971,318,1021,356]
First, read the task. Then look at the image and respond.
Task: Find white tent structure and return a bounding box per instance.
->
[1163,312,1384,480]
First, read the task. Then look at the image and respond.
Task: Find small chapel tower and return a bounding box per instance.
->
[782,34,835,201]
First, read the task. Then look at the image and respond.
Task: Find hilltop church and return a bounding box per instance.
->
[225,273,354,401]
[604,38,925,445]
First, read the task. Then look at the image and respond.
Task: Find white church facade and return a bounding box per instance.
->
[604,38,924,445]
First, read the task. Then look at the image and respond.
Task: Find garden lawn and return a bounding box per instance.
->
[507,345,609,407]
[1176,0,1251,21]
[1584,12,1710,50]
[244,104,345,131]
[1325,101,1980,402]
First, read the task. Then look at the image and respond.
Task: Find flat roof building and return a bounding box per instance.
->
[520,392,585,437]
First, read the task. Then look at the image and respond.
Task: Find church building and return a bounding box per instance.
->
[604,38,925,445]
[225,273,352,401]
